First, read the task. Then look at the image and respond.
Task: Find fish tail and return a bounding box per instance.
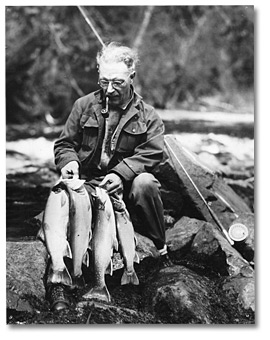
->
[47,266,72,286]
[134,251,140,264]
[82,250,90,267]
[36,227,45,242]
[64,241,72,259]
[82,285,111,303]
[121,269,139,286]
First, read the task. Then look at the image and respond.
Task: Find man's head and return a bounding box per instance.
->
[96,42,139,107]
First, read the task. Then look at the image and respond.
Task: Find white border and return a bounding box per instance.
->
[2,1,269,339]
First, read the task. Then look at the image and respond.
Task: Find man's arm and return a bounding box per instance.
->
[54,100,83,174]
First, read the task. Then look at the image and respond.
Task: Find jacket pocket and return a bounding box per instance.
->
[78,115,99,160]
[117,120,147,152]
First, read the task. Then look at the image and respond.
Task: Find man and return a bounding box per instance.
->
[44,42,172,311]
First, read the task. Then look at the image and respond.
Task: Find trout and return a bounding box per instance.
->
[64,179,92,288]
[111,196,139,285]
[40,179,92,287]
[82,187,118,303]
[41,181,72,286]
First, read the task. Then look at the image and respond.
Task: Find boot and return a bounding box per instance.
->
[47,284,70,312]
[158,244,174,268]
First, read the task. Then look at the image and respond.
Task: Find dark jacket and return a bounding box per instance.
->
[54,89,164,182]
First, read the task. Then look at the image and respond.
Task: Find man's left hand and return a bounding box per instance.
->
[99,173,123,195]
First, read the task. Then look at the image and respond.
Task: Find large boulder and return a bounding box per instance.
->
[190,221,254,277]
[144,265,228,324]
[222,273,255,312]
[163,215,255,314]
[6,240,48,312]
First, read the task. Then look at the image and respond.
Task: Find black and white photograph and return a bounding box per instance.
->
[5,3,257,328]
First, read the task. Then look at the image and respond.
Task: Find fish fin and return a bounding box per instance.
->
[121,270,140,286]
[64,241,72,259]
[88,239,92,250]
[47,266,72,286]
[82,250,90,267]
[60,191,68,207]
[82,285,111,303]
[134,252,140,264]
[113,238,118,251]
[36,227,45,242]
[105,260,113,276]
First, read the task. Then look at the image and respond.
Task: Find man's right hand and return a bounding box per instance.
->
[61,161,79,179]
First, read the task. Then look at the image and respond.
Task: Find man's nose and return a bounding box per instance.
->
[107,82,115,94]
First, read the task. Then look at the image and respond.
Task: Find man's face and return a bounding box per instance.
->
[98,61,133,107]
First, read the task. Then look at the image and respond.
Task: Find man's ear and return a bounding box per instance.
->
[130,72,136,79]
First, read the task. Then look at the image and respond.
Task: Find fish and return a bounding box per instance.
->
[82,187,118,303]
[40,181,73,286]
[111,195,140,285]
[39,178,92,288]
[64,178,92,288]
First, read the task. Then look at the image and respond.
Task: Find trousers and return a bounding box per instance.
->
[84,172,166,250]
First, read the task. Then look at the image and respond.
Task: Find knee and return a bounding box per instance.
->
[130,173,160,199]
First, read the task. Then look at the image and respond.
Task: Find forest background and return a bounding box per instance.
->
[6,5,254,125]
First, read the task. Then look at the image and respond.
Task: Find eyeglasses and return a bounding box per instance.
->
[98,75,130,89]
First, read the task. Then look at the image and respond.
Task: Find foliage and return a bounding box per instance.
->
[6,6,254,123]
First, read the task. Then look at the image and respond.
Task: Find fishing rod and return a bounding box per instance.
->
[77,6,110,116]
[77,6,105,47]
[165,139,235,246]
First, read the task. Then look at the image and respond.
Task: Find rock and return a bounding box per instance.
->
[191,221,254,277]
[225,178,254,212]
[154,135,251,228]
[228,212,254,262]
[6,289,34,313]
[222,273,255,312]
[6,240,48,311]
[144,265,228,324]
[76,301,159,324]
[135,232,160,261]
[165,216,204,254]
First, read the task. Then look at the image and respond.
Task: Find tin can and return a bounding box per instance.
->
[228,223,249,242]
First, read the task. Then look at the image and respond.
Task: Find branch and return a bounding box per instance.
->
[133,6,154,51]
[49,23,85,97]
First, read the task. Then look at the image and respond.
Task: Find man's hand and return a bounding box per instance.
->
[61,161,79,179]
[99,173,123,195]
